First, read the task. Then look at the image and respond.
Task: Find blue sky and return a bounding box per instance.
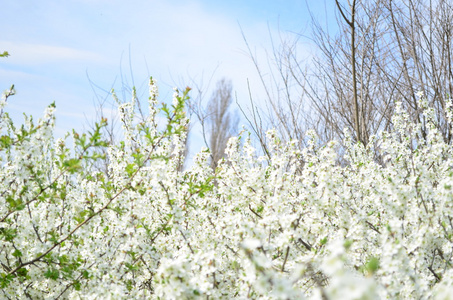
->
[1,0,333,153]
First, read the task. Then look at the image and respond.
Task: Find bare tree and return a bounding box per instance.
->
[245,0,453,156]
[206,78,238,169]
[305,0,393,146]
[384,0,453,141]
[185,76,239,169]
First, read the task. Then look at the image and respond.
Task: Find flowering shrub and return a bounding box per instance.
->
[1,80,453,299]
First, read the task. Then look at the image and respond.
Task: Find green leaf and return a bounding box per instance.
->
[125,163,136,177]
[256,205,264,214]
[0,228,17,242]
[48,230,59,243]
[16,268,28,278]
[74,210,89,224]
[63,158,82,174]
[0,273,14,288]
[365,257,380,274]
[58,255,69,264]
[12,249,22,258]
[125,263,139,271]
[44,268,59,280]
[0,135,12,149]
[73,280,81,291]
[343,240,353,250]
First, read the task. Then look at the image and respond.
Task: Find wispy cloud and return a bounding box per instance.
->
[0,41,106,66]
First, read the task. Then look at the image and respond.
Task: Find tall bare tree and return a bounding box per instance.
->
[245,0,453,155]
[206,78,238,169]
[305,0,393,146]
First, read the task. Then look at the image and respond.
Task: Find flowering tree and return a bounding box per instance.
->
[1,79,453,299]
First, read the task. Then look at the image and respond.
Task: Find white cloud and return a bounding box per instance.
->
[0,41,106,65]
[0,68,41,82]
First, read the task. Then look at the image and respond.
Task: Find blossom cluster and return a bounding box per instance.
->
[1,80,453,299]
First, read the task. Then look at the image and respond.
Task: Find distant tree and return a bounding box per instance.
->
[206,78,238,170]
